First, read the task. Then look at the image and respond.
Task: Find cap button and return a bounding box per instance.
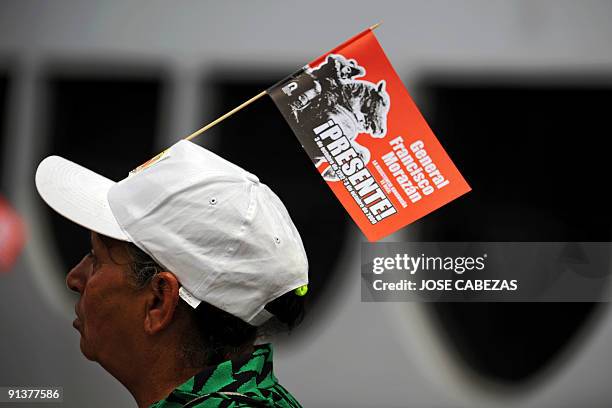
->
[245,173,259,184]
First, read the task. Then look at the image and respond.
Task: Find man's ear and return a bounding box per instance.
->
[143,272,180,335]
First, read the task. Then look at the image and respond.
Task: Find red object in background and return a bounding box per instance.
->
[0,195,26,272]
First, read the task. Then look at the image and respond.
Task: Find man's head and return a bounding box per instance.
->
[36,139,309,368]
[68,230,293,371]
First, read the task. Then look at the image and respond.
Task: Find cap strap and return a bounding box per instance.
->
[249,308,274,326]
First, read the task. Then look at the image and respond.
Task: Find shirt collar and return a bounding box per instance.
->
[150,343,277,407]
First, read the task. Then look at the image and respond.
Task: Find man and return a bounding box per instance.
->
[35,139,309,408]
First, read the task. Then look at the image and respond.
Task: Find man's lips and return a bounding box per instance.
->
[73,304,81,330]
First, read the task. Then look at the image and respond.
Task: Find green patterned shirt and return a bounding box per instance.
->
[149,344,302,408]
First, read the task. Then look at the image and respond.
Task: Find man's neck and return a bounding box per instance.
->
[102,343,206,408]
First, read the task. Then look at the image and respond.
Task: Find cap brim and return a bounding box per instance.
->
[35,156,129,241]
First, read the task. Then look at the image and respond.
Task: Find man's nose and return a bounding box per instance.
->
[66,255,89,294]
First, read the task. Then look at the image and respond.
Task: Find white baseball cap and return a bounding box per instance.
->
[35,139,309,326]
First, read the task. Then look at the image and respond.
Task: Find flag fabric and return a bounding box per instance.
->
[268,27,471,241]
[0,194,26,272]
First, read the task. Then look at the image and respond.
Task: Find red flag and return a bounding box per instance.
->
[268,27,471,241]
[0,195,26,272]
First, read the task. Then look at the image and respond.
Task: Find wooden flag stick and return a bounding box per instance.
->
[183,22,382,143]
[184,90,267,141]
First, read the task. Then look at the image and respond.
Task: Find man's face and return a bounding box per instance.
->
[66,232,144,364]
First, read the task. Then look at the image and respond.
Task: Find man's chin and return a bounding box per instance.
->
[79,337,96,361]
